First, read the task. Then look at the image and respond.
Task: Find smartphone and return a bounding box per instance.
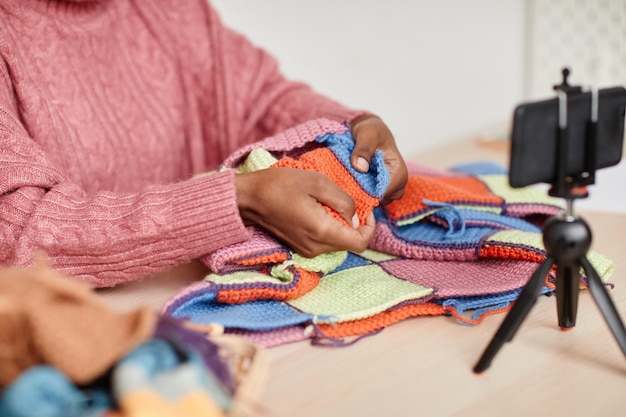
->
[509,86,626,188]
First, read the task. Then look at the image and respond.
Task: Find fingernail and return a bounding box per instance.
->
[356,157,369,172]
[352,213,360,228]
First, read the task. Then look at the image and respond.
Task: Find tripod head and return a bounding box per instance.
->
[550,68,597,201]
[553,68,582,95]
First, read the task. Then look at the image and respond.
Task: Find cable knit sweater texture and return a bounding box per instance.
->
[0,0,363,287]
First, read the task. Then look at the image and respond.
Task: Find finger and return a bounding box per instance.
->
[307,173,357,227]
[381,163,408,204]
[351,116,385,173]
[321,211,376,254]
[356,211,376,243]
[351,128,377,173]
[383,185,405,204]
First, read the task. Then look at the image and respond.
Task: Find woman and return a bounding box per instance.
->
[0,0,407,287]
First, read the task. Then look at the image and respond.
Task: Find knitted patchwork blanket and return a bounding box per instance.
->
[162,119,614,347]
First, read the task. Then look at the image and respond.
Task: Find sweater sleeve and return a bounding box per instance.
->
[198,4,368,150]
[0,67,250,287]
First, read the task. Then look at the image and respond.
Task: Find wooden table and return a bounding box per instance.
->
[99,138,626,417]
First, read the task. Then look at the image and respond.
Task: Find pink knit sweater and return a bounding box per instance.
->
[0,0,362,287]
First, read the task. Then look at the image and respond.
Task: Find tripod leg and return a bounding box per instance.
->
[555,265,579,329]
[580,257,626,357]
[473,257,554,373]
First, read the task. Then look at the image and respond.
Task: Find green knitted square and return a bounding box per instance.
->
[288,264,432,322]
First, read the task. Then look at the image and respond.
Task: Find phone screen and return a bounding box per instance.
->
[509,87,626,188]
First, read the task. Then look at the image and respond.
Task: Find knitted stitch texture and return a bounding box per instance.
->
[193,121,390,308]
[0,0,364,287]
[162,121,617,346]
[272,132,388,227]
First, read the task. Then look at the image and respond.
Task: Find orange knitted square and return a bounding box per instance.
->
[384,176,503,221]
[272,147,380,226]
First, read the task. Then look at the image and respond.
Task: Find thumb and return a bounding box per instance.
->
[350,115,381,173]
[350,135,376,173]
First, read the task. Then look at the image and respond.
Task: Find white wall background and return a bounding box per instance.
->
[525,0,626,100]
[525,0,626,213]
[211,0,526,158]
[211,0,626,213]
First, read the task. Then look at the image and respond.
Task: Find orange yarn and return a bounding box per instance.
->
[272,147,380,226]
[479,245,545,263]
[217,268,321,304]
[316,302,445,338]
[385,176,503,220]
[232,251,288,267]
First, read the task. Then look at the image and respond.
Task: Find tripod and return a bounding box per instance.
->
[473,70,626,373]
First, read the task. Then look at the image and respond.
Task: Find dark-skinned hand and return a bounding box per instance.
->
[349,114,408,204]
[235,115,406,257]
[236,167,375,258]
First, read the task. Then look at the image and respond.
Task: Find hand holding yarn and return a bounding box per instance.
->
[350,115,408,204]
[235,167,376,258]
